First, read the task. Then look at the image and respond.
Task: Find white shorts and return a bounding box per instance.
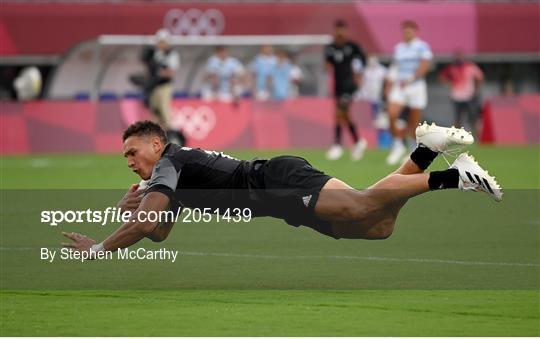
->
[389,80,428,110]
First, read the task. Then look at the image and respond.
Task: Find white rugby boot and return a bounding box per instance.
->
[351,138,368,161]
[450,152,503,202]
[326,144,344,161]
[416,121,474,154]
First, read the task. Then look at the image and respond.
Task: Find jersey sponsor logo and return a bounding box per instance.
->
[164,8,225,36]
[171,105,217,140]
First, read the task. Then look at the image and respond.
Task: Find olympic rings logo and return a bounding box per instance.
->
[171,105,217,140]
[164,9,225,36]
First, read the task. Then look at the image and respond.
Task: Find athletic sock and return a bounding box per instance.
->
[334,124,342,144]
[410,145,438,170]
[347,122,359,143]
[428,168,459,190]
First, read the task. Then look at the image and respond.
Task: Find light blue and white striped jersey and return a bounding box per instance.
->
[206,56,244,94]
[271,61,295,100]
[249,55,277,92]
[393,38,433,81]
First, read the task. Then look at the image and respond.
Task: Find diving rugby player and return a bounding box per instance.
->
[62,121,502,255]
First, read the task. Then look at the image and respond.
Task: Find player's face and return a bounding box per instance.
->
[217,48,228,59]
[334,27,347,44]
[123,135,164,180]
[157,40,169,51]
[402,26,417,41]
[261,45,273,55]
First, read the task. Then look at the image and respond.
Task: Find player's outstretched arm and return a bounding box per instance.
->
[145,220,175,242]
[117,183,145,213]
[117,185,175,242]
[101,191,170,251]
[62,191,170,255]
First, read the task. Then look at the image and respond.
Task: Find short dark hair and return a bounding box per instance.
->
[401,20,418,29]
[122,120,167,145]
[335,19,347,28]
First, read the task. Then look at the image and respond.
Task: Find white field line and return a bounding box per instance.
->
[0,159,95,169]
[179,251,540,268]
[1,247,538,268]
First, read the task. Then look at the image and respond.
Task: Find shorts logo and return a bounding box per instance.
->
[302,195,312,207]
[171,105,216,140]
[164,8,225,36]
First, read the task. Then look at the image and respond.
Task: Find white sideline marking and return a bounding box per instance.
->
[30,159,51,168]
[179,251,540,268]
[1,247,538,268]
[0,159,94,169]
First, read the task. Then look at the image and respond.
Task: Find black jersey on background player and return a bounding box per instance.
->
[146,143,334,234]
[325,41,366,97]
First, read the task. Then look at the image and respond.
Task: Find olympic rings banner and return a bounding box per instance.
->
[1,2,539,56]
[2,95,538,155]
[0,98,377,154]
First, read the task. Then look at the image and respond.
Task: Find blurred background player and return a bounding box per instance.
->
[249,44,277,101]
[386,20,432,165]
[439,51,484,137]
[134,29,184,145]
[270,49,303,101]
[357,54,387,124]
[324,20,368,161]
[202,46,245,104]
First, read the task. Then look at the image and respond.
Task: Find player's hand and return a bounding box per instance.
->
[117,184,145,212]
[61,232,96,254]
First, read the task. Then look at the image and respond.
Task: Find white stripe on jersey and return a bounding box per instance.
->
[182,146,236,160]
[393,38,433,81]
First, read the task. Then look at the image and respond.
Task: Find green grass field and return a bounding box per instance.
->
[1,146,539,336]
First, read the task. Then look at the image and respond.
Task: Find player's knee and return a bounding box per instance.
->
[147,232,166,242]
[371,227,393,240]
[136,221,156,238]
[337,103,349,113]
[365,222,395,240]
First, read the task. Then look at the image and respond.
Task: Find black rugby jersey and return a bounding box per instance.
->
[146,143,264,210]
[324,41,366,94]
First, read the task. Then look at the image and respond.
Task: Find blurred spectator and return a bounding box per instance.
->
[357,55,387,119]
[439,51,484,136]
[249,45,277,101]
[270,50,303,101]
[134,29,184,145]
[202,46,245,103]
[385,20,432,165]
[324,19,368,161]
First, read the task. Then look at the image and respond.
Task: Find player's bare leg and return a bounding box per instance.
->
[388,102,404,138]
[340,102,368,161]
[314,122,494,240]
[326,102,347,160]
[314,171,430,239]
[406,107,422,140]
[387,102,408,165]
